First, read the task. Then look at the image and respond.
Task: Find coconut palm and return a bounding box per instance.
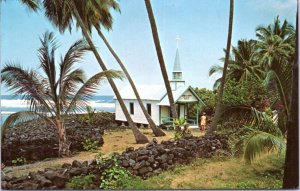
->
[208,0,234,134]
[256,17,295,119]
[209,39,265,91]
[42,0,149,143]
[73,0,165,136]
[144,0,178,119]
[1,31,123,157]
[230,40,265,81]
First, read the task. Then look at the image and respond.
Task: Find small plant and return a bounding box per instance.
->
[95,151,104,160]
[81,139,99,151]
[174,117,186,140]
[11,156,26,166]
[100,155,130,189]
[66,174,95,189]
[80,106,96,125]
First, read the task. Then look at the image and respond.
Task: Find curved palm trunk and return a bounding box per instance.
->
[70,3,148,143]
[208,0,234,134]
[283,9,299,188]
[144,0,178,119]
[56,119,70,157]
[96,28,166,137]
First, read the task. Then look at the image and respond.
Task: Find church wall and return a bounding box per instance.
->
[115,99,160,125]
[160,106,170,124]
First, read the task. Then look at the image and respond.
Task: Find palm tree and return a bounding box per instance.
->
[1,31,122,157]
[256,17,295,120]
[230,40,265,81]
[144,0,178,119]
[74,0,165,136]
[209,39,265,90]
[208,0,234,134]
[42,0,149,143]
[283,9,299,188]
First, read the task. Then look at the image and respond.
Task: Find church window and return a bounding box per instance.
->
[147,103,151,116]
[130,102,134,114]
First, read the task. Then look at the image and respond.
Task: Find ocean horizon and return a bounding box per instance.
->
[0,95,116,126]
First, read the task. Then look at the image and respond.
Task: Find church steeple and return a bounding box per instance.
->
[170,36,185,90]
[172,48,182,80]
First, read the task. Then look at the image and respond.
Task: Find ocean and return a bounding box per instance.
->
[0,95,115,126]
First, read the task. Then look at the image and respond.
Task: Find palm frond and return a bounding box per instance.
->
[60,68,86,106]
[209,65,223,76]
[21,0,40,12]
[2,111,44,129]
[65,70,124,114]
[38,31,59,103]
[58,39,90,102]
[43,0,73,33]
[243,130,285,164]
[1,63,53,115]
[249,107,282,137]
[212,78,222,91]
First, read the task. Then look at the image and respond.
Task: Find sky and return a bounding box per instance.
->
[0,0,297,96]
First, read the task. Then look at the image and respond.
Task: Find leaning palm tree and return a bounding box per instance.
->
[283,8,298,188]
[42,0,149,143]
[73,0,165,136]
[1,31,123,157]
[209,0,234,134]
[144,0,178,119]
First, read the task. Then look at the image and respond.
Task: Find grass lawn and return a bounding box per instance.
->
[120,153,284,189]
[3,128,284,189]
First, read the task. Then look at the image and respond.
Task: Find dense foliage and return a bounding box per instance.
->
[188,88,216,117]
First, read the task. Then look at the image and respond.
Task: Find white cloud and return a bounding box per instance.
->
[247,0,297,18]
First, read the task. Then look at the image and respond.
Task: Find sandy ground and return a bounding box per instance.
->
[3,128,204,177]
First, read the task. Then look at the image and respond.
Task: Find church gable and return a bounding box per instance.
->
[177,89,199,103]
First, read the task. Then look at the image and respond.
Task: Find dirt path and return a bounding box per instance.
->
[3,128,204,177]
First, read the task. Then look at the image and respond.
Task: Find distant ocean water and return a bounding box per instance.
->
[0,95,115,126]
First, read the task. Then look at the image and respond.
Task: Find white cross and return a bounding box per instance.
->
[176,35,180,48]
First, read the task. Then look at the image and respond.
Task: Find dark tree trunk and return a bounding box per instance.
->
[283,9,299,188]
[208,0,234,134]
[144,0,178,119]
[96,28,166,137]
[56,119,70,157]
[71,3,148,144]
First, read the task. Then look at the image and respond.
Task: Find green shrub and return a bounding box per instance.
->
[99,156,130,189]
[11,156,26,166]
[80,106,96,125]
[66,174,95,189]
[81,139,99,151]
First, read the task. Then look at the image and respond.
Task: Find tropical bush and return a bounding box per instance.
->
[234,108,285,163]
[11,156,27,166]
[79,106,96,125]
[99,155,130,189]
[188,88,216,116]
[66,174,96,189]
[223,78,270,108]
[81,139,99,151]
